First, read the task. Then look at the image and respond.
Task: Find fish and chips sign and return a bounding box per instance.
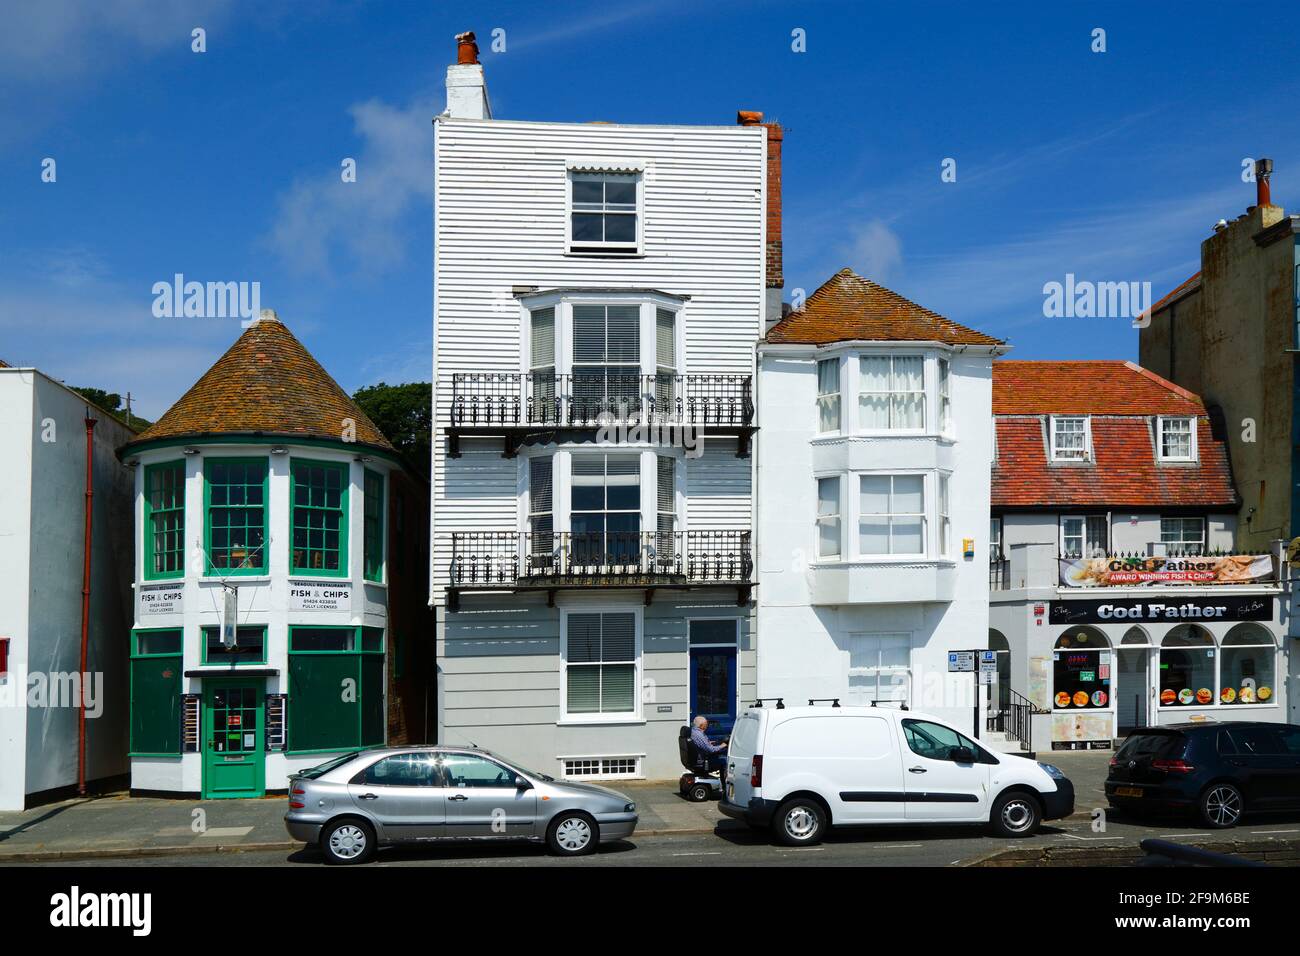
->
[288,580,352,611]
[1060,554,1273,588]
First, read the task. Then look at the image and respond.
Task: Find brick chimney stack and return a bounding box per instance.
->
[446,31,492,119]
[738,111,784,330]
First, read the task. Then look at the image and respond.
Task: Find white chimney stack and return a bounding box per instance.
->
[445,31,491,120]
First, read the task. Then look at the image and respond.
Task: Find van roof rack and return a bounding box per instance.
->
[807,698,841,707]
[870,700,909,710]
[752,697,785,709]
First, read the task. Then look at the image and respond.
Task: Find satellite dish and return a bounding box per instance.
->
[1286,537,1300,569]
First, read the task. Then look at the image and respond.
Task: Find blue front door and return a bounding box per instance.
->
[689,647,737,742]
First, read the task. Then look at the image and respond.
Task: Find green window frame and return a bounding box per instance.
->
[291,459,349,577]
[363,468,385,582]
[200,625,267,666]
[129,628,183,756]
[144,461,186,580]
[204,458,269,575]
[287,625,384,754]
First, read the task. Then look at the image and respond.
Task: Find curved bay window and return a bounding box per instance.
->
[291,460,349,576]
[1159,625,1216,707]
[1053,629,1111,709]
[1220,624,1277,705]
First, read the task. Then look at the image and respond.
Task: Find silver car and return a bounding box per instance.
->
[284,746,638,864]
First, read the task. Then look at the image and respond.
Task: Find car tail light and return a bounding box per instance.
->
[1151,758,1196,774]
[291,785,306,795]
[750,755,763,788]
[289,801,306,809]
[1108,755,1119,768]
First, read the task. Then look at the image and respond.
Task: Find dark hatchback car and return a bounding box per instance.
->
[1105,722,1300,828]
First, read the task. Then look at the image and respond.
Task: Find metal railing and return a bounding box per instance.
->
[991,688,1045,752]
[989,555,1010,590]
[450,372,754,428]
[449,530,753,587]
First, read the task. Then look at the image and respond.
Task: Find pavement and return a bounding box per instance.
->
[6,750,1299,866]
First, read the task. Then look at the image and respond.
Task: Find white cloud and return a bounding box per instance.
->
[263,94,438,277]
[845,219,903,284]
[0,0,235,81]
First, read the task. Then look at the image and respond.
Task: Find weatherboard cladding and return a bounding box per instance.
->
[123,316,393,453]
[991,361,1236,508]
[432,118,764,599]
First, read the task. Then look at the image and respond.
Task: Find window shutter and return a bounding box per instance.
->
[656,309,676,369]
[656,455,676,563]
[606,305,640,363]
[572,306,606,363]
[529,457,553,548]
[601,612,636,660]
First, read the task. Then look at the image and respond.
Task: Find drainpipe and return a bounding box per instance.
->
[78,415,97,796]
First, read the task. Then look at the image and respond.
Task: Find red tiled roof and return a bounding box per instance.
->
[766,268,1004,346]
[991,361,1236,509]
[993,360,1203,415]
[122,314,393,454]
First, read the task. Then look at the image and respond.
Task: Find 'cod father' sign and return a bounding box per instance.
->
[289,580,352,612]
[139,583,183,616]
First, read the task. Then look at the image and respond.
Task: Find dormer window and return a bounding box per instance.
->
[569,171,640,254]
[1050,416,1090,461]
[1157,416,1196,461]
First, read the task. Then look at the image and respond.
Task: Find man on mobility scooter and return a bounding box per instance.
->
[677,716,729,802]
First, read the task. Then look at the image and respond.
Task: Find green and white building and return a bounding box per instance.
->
[118,310,430,798]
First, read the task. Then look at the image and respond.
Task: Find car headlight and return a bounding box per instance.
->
[623,802,636,813]
[1037,762,1065,780]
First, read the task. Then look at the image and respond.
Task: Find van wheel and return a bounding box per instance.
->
[990,792,1041,838]
[547,811,599,856]
[1199,783,1243,829]
[320,819,376,865]
[772,797,826,846]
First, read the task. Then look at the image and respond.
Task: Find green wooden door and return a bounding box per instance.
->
[202,680,266,798]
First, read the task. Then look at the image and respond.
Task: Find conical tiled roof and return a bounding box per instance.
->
[766,268,1004,346]
[122,312,394,455]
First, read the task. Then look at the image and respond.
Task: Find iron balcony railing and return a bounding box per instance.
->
[449,530,753,588]
[449,372,754,428]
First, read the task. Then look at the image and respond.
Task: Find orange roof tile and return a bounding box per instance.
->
[993,361,1204,415]
[766,268,1004,346]
[122,313,393,454]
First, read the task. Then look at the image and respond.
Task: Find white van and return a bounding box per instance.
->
[720,704,1074,845]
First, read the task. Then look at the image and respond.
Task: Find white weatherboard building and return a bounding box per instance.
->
[0,366,134,811]
[755,270,1009,742]
[432,33,778,778]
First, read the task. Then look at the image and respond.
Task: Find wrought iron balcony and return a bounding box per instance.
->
[447,372,755,457]
[446,530,753,610]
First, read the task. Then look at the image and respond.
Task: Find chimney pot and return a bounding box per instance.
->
[456,31,479,65]
[736,110,764,126]
[1255,157,1273,207]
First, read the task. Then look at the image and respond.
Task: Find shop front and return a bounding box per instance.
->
[1037,593,1285,749]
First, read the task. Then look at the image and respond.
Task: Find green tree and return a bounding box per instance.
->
[70,386,152,430]
[352,381,432,481]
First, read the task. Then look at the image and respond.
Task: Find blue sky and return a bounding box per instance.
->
[3,0,1298,418]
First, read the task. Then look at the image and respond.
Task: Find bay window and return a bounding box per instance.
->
[859,474,925,556]
[572,304,641,419]
[571,454,640,565]
[859,355,924,430]
[363,469,384,582]
[938,358,952,433]
[563,610,639,719]
[529,306,557,421]
[938,474,951,556]
[204,458,268,574]
[816,359,841,433]
[816,476,842,558]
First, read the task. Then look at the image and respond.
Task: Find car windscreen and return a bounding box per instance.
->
[729,713,762,759]
[299,751,364,779]
[1115,733,1185,761]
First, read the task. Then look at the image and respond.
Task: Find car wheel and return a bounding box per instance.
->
[772,797,826,846]
[1199,783,1244,829]
[320,819,376,865]
[688,783,711,802]
[990,792,1042,838]
[547,811,599,856]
